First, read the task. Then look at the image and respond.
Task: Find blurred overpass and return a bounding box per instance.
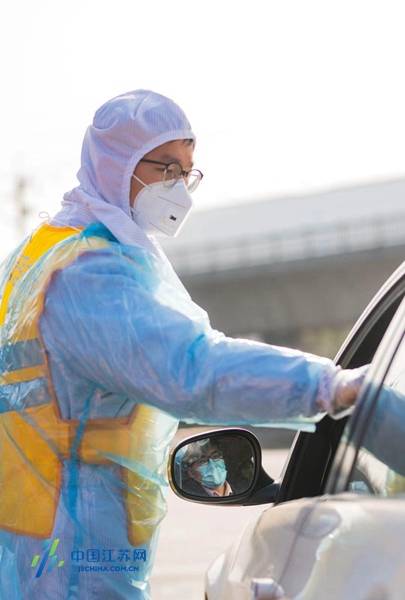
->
[161,178,405,351]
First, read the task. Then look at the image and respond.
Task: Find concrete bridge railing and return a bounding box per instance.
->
[167,214,405,276]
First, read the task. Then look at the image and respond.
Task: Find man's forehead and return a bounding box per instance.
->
[187,445,219,459]
[160,154,193,168]
[148,140,194,167]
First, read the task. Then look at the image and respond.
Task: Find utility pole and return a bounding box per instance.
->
[13,175,30,237]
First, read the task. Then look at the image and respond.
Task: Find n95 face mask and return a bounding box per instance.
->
[130,175,194,237]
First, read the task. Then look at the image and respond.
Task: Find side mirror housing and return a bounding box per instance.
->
[168,428,279,505]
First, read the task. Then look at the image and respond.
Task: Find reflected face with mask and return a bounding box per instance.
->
[187,445,228,495]
[129,139,199,237]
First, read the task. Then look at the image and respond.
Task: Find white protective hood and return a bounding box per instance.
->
[52,89,196,255]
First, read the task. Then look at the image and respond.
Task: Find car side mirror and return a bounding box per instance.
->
[168,428,279,505]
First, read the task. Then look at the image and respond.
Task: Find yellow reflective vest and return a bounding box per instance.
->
[0,223,173,545]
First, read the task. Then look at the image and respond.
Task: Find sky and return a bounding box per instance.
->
[1,0,405,248]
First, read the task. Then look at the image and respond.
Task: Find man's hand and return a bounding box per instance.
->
[332,364,370,414]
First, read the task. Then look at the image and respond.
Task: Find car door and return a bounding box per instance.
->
[276,263,405,507]
[269,295,405,599]
[205,264,405,600]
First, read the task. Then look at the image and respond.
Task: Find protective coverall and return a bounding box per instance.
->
[0,90,355,599]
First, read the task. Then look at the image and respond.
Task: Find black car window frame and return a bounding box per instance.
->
[327,296,405,495]
[275,266,405,505]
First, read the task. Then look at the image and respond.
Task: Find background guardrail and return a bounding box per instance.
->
[166,214,405,275]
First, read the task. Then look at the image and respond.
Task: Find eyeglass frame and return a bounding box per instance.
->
[187,450,224,470]
[138,158,204,190]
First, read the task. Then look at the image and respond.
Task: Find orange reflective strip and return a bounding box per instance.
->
[0,365,47,385]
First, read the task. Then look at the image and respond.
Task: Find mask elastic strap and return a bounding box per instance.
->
[132,173,149,188]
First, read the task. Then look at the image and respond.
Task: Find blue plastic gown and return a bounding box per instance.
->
[0,224,338,599]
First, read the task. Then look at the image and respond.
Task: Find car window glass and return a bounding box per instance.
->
[347,332,405,496]
[282,283,405,504]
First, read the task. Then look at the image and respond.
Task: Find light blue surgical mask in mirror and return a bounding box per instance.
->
[196,458,227,489]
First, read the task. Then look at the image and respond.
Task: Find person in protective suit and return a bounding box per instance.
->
[0,89,368,600]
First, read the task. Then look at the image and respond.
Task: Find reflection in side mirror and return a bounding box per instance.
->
[170,429,261,503]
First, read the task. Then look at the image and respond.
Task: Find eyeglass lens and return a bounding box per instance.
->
[163,163,201,192]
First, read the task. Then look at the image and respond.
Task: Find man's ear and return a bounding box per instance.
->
[187,466,197,479]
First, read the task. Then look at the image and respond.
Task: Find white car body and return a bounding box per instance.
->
[202,262,405,600]
[206,494,405,599]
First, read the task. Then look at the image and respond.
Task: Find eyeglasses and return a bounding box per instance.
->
[139,158,203,193]
[187,450,223,469]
